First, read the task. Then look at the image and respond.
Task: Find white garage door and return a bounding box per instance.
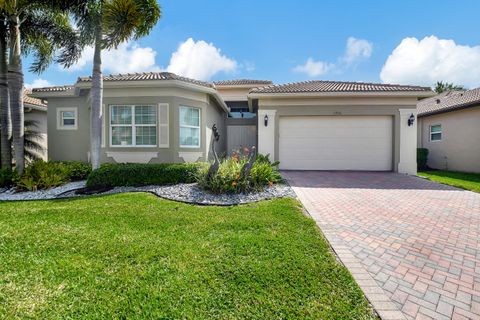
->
[279,116,393,171]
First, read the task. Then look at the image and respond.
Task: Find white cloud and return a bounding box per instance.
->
[65,42,160,73]
[25,79,53,89]
[380,36,480,87]
[292,58,333,77]
[343,37,373,64]
[293,37,372,77]
[166,38,237,80]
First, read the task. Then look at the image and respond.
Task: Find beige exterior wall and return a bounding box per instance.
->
[418,105,480,172]
[46,87,227,164]
[24,107,47,160]
[215,87,252,101]
[256,96,419,174]
[47,96,90,162]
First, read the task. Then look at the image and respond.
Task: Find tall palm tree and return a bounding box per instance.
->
[0,1,80,174]
[0,16,11,169]
[70,0,161,169]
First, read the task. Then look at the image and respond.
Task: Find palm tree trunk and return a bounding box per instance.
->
[0,19,11,169]
[8,15,24,174]
[90,26,103,169]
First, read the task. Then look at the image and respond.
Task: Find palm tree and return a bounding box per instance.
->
[0,17,11,169]
[0,119,45,166]
[434,81,465,94]
[0,1,80,174]
[23,119,45,164]
[70,0,161,169]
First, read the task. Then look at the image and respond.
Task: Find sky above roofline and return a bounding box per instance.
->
[24,0,480,91]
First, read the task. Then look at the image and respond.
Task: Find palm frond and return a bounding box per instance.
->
[22,10,81,73]
[102,0,160,49]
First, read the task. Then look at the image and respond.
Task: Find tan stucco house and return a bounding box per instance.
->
[31,72,432,175]
[417,88,480,173]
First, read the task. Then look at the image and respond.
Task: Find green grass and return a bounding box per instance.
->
[418,170,480,193]
[0,194,376,319]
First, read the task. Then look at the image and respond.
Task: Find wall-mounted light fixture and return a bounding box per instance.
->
[408,113,415,126]
[264,114,268,127]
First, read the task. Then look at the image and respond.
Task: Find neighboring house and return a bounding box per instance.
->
[24,89,48,160]
[417,88,480,173]
[31,72,432,175]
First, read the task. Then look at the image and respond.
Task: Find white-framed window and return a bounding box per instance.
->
[179,106,200,148]
[57,107,78,130]
[430,124,442,141]
[110,105,157,147]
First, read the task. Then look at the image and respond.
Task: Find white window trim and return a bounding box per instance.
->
[109,104,158,148]
[429,124,442,142]
[57,107,78,130]
[179,106,201,148]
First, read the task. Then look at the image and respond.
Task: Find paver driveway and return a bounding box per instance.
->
[283,171,480,320]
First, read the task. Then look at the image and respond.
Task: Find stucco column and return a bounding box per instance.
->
[257,109,276,158]
[398,108,417,175]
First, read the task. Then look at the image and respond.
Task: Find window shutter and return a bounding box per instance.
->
[158,103,169,148]
[101,104,106,147]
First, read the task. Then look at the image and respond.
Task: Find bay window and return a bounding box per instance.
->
[179,106,201,148]
[110,105,157,146]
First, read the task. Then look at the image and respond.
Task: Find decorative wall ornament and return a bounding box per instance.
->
[207,124,221,178]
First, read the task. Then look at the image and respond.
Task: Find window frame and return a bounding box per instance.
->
[179,106,201,148]
[57,107,78,130]
[109,104,158,148]
[429,124,442,142]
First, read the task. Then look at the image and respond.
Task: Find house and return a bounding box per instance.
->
[24,89,48,160]
[417,88,480,173]
[31,72,433,175]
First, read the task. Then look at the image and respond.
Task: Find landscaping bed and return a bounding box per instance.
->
[1,181,295,205]
[0,193,377,319]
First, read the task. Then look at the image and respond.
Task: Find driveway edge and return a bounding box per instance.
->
[293,187,407,320]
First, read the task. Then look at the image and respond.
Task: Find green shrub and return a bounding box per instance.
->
[86,163,204,188]
[16,160,70,191]
[197,154,282,194]
[417,148,429,170]
[0,168,16,188]
[57,161,92,181]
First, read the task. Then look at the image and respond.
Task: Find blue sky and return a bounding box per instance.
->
[25,0,480,89]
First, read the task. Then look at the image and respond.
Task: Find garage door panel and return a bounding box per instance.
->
[279,116,393,171]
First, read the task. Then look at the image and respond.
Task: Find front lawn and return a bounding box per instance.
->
[418,170,480,193]
[0,194,376,319]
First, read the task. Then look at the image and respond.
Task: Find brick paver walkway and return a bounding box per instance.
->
[284,171,480,320]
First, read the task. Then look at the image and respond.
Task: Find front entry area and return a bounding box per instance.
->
[278,115,393,171]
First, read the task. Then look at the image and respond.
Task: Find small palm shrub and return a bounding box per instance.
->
[197,153,282,194]
[16,160,71,191]
[14,160,92,191]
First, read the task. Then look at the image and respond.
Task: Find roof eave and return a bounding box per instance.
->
[24,103,47,111]
[418,102,480,118]
[30,88,76,98]
[248,90,435,99]
[214,84,272,89]
[32,79,229,113]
